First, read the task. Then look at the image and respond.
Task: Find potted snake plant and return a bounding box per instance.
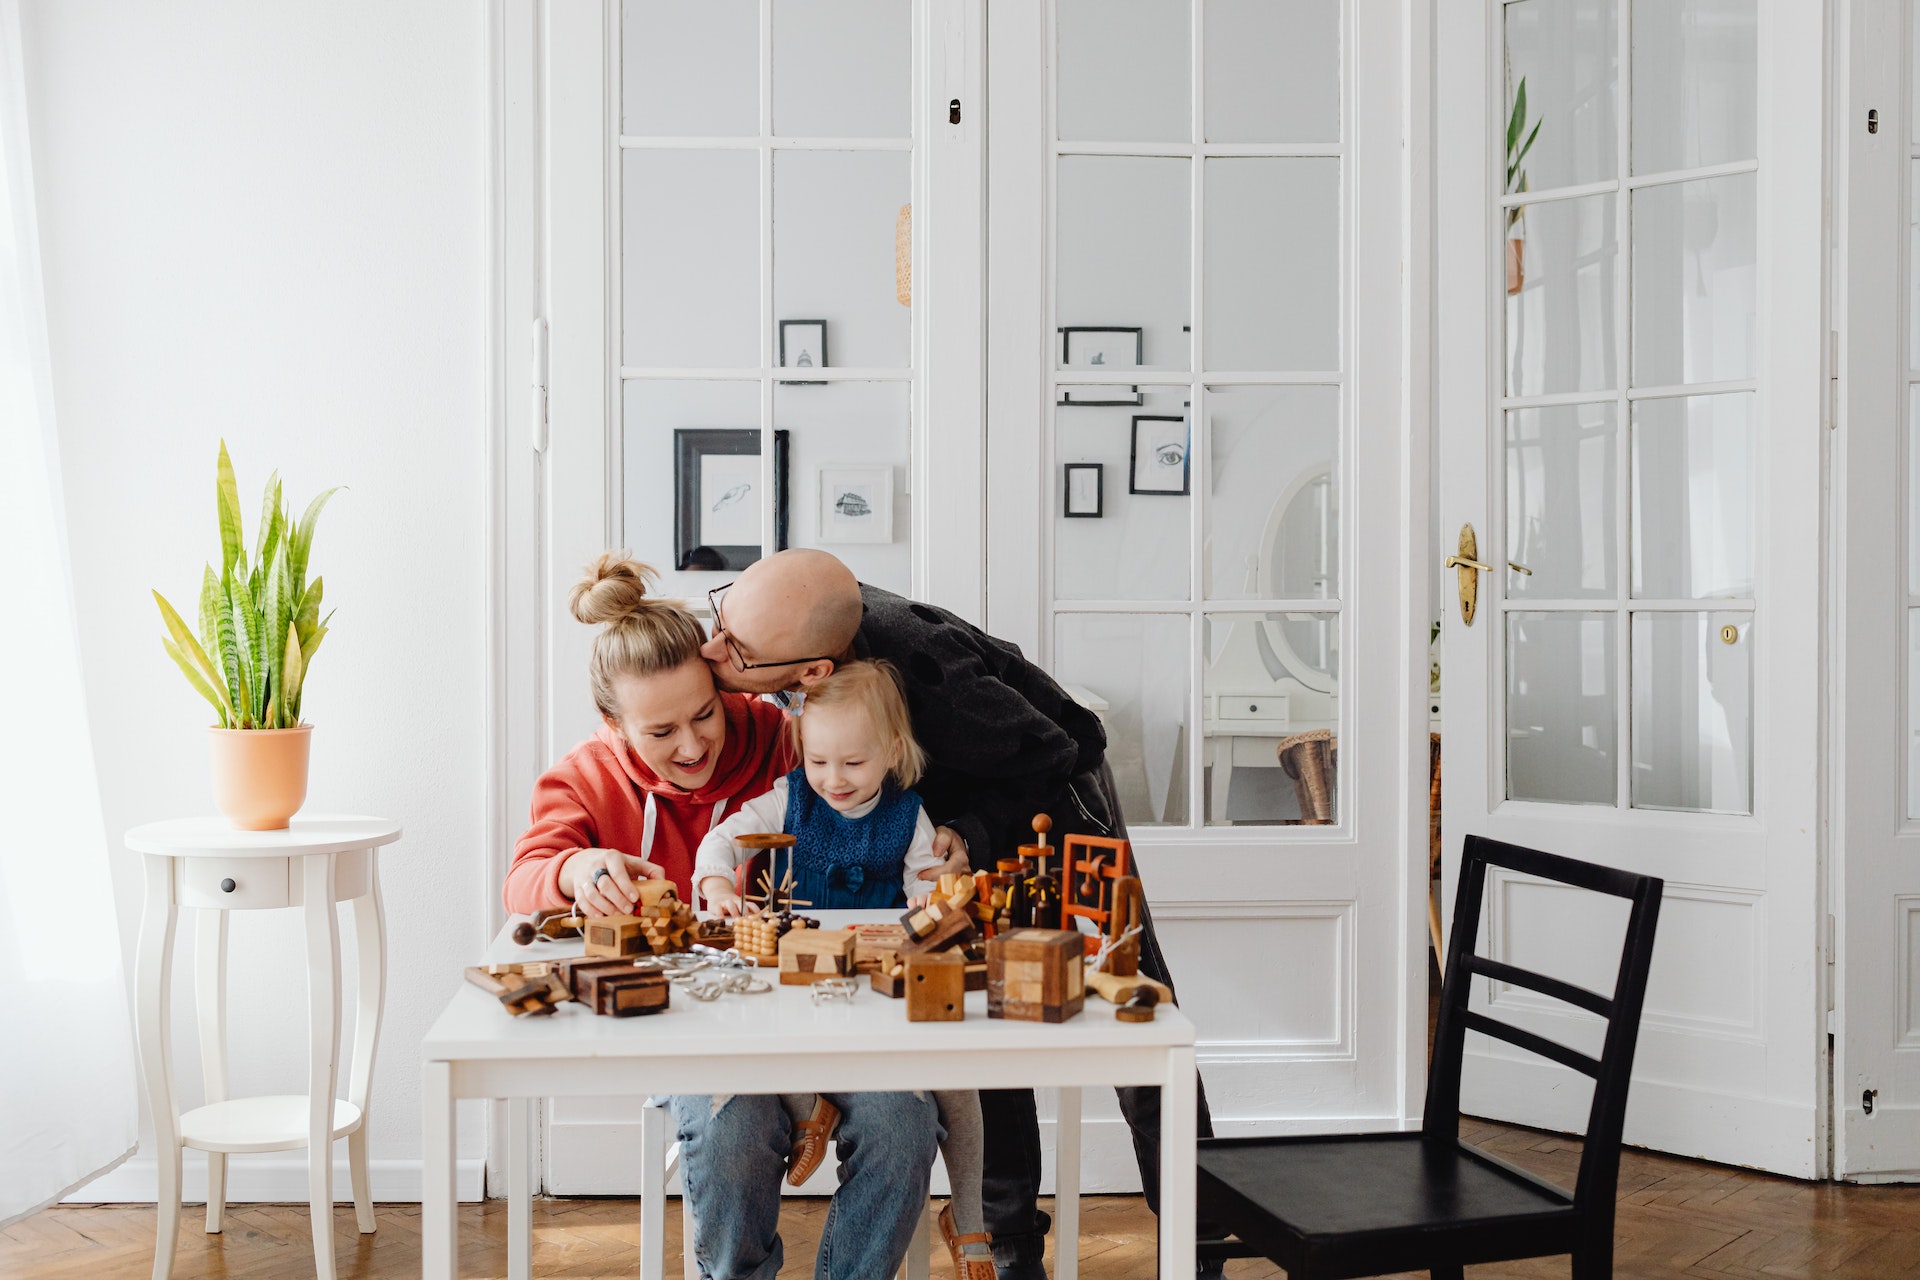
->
[152,442,339,829]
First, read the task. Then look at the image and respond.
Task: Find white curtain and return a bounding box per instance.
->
[0,0,140,1226]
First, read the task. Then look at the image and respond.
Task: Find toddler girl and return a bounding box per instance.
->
[695,661,993,1280]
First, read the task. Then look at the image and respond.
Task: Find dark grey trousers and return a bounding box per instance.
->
[980,764,1219,1279]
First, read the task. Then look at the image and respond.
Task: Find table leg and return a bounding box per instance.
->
[1158,1047,1197,1280]
[137,853,181,1280]
[900,1202,930,1280]
[347,860,386,1235]
[508,1097,532,1280]
[303,854,341,1280]
[641,1100,668,1280]
[1054,1087,1081,1280]
[422,1061,456,1280]
[194,907,229,1234]
[1208,740,1231,824]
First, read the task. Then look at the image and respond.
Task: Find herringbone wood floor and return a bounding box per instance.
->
[8,1118,1919,1280]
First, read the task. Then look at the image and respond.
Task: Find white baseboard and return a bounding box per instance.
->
[64,1155,487,1205]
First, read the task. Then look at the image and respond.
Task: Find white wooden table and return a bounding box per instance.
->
[130,815,402,1280]
[421,912,1198,1280]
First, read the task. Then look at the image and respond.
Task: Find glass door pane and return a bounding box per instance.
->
[619,1,917,593]
[1055,613,1192,827]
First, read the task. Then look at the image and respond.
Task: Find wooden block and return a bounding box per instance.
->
[582,915,647,958]
[851,923,906,972]
[965,960,987,992]
[905,951,966,1021]
[779,927,857,985]
[870,952,906,998]
[555,957,642,1003]
[636,880,678,909]
[1085,968,1172,1008]
[593,969,671,1017]
[985,929,1085,1023]
[898,903,976,956]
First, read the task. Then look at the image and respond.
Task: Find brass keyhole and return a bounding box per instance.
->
[1720,624,1739,645]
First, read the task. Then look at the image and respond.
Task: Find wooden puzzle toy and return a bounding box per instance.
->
[1012,816,1062,930]
[985,928,1085,1023]
[899,894,977,955]
[583,966,672,1016]
[511,906,583,946]
[870,951,907,997]
[1093,876,1144,977]
[1060,835,1133,955]
[582,914,649,958]
[1085,967,1172,1007]
[733,909,785,961]
[851,922,906,972]
[1115,986,1160,1023]
[779,927,858,985]
[905,951,966,1021]
[465,962,569,1017]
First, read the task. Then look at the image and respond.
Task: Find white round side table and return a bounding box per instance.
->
[129,815,402,1280]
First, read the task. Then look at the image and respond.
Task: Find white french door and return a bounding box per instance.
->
[533,0,983,1193]
[1835,0,1920,1182]
[1437,0,1827,1175]
[986,0,1427,1189]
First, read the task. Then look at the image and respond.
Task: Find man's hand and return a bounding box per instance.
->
[916,826,972,882]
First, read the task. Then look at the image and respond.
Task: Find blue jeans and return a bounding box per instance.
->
[668,1091,941,1280]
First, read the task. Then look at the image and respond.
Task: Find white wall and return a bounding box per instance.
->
[23,0,489,1200]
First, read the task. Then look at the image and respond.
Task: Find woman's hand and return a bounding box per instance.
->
[699,876,745,918]
[562,848,664,916]
[915,826,972,885]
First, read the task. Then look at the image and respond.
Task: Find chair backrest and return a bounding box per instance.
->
[1425,834,1662,1216]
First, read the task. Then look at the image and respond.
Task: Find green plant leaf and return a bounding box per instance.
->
[1507,78,1527,155]
[288,486,341,591]
[263,544,291,725]
[153,590,228,713]
[230,570,266,724]
[254,471,281,569]
[219,570,252,728]
[197,565,222,660]
[216,440,245,579]
[164,639,232,726]
[283,626,305,726]
[295,575,323,646]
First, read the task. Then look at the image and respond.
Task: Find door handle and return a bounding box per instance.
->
[1447,525,1485,626]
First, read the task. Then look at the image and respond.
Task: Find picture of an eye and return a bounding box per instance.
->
[1153,442,1186,467]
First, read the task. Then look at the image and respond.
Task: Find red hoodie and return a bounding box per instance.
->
[504,692,794,913]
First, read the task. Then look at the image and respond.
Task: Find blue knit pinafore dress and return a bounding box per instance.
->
[781,766,924,910]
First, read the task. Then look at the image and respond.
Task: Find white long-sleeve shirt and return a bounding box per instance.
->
[694,776,940,903]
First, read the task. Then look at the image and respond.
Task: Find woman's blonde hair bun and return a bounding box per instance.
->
[569,551,660,626]
[569,551,709,720]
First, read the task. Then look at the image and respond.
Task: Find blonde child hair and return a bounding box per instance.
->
[790,659,927,789]
[567,551,706,721]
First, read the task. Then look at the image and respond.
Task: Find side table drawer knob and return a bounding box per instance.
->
[178,856,291,910]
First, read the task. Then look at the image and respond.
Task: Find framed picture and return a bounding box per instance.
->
[673,428,789,571]
[817,465,894,544]
[1057,326,1143,406]
[1063,463,1104,518]
[1129,415,1190,496]
[779,319,829,383]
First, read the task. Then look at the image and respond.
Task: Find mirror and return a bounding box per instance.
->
[1258,466,1338,692]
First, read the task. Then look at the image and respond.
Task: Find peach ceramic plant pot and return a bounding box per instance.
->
[208,726,312,830]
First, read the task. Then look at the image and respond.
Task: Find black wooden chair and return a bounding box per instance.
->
[1195,834,1662,1279]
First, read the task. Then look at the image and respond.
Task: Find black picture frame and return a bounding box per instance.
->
[1128,415,1190,496]
[1063,463,1105,518]
[778,319,829,384]
[1057,326,1144,406]
[673,428,790,571]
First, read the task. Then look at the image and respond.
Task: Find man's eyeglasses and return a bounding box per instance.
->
[707,584,836,672]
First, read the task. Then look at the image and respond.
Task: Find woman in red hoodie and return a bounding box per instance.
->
[504,553,793,915]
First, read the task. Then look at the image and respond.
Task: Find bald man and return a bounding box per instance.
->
[702,549,1220,1280]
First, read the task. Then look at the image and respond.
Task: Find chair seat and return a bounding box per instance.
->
[1196,1133,1581,1279]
